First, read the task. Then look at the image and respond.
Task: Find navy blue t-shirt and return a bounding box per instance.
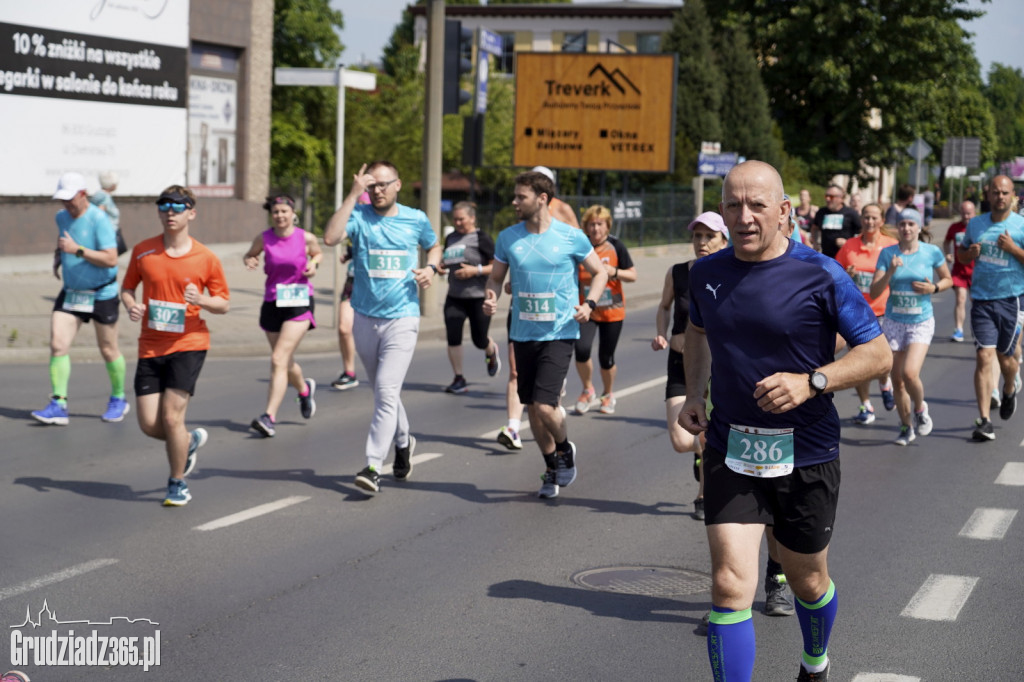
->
[689,240,882,466]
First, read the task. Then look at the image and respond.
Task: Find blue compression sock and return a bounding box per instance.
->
[795,580,837,670]
[707,606,755,681]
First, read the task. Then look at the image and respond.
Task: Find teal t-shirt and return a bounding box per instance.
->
[494,219,594,342]
[347,204,437,319]
[875,242,945,323]
[56,204,118,300]
[962,212,1024,300]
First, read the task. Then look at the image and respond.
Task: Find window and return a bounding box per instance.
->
[562,31,587,52]
[496,32,515,73]
[636,33,662,54]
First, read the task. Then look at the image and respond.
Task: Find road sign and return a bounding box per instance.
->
[613,199,643,220]
[942,137,981,168]
[907,137,932,161]
[701,141,721,154]
[513,53,677,172]
[697,152,738,177]
[479,28,503,56]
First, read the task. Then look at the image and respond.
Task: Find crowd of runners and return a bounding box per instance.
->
[27,161,1024,681]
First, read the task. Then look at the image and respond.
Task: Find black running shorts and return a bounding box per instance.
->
[134,350,207,397]
[513,339,573,407]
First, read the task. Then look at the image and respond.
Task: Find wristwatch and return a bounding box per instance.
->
[76,247,85,258]
[809,371,828,396]
[428,263,439,275]
[584,299,597,310]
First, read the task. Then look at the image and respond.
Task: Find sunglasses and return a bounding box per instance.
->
[157,201,191,213]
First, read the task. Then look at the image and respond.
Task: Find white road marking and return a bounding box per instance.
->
[379,452,443,475]
[0,558,119,601]
[995,462,1024,486]
[958,508,1017,540]
[480,376,665,440]
[194,495,310,531]
[851,675,920,682]
[900,574,978,621]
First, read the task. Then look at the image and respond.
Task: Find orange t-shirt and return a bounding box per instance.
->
[578,236,633,323]
[122,235,230,358]
[834,233,897,316]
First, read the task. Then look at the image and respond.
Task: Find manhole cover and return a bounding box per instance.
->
[571,566,712,596]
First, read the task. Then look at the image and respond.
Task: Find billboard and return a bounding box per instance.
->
[0,1,190,196]
[513,53,677,172]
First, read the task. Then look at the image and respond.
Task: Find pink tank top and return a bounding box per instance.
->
[262,228,312,301]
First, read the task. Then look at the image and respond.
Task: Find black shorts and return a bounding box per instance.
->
[703,445,840,554]
[134,350,207,397]
[513,339,574,406]
[665,348,687,399]
[444,296,491,349]
[339,277,354,303]
[53,290,119,325]
[259,299,316,333]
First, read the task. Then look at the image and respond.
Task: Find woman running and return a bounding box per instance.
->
[243,194,322,437]
[870,207,952,445]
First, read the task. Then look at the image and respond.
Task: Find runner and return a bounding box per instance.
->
[835,203,899,424]
[484,170,608,498]
[243,194,322,437]
[870,208,951,445]
[331,191,370,391]
[120,186,230,506]
[439,201,500,394]
[32,172,128,426]
[573,205,636,415]
[943,200,976,343]
[496,310,525,450]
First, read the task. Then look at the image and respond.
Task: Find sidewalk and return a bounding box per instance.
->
[0,240,693,365]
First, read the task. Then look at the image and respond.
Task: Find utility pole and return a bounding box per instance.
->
[421,0,445,316]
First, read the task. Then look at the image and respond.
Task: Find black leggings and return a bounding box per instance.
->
[444,296,492,349]
[574,319,623,370]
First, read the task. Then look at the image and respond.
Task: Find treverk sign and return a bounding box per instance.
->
[513,53,676,172]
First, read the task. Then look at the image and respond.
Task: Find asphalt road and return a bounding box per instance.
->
[1,294,1022,681]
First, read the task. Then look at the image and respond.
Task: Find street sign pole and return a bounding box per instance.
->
[274,66,376,327]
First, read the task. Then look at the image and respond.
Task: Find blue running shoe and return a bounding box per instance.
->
[184,428,207,477]
[881,387,895,411]
[101,396,130,422]
[486,347,501,377]
[32,399,69,426]
[853,405,875,425]
[950,329,964,343]
[163,478,191,506]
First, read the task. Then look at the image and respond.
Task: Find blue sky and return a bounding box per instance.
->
[336,0,1023,75]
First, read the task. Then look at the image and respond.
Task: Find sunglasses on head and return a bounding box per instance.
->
[157,201,191,213]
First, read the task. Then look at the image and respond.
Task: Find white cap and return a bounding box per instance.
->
[53,172,88,200]
[531,166,556,183]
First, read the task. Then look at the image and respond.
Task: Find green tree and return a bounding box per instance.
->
[983,63,1024,164]
[662,0,723,183]
[271,0,345,221]
[707,0,989,182]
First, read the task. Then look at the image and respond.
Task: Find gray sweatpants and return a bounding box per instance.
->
[352,311,419,470]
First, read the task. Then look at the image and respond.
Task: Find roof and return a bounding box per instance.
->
[407,2,680,19]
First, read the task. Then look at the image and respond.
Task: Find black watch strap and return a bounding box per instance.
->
[585,299,597,310]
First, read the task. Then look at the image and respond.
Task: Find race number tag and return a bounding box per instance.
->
[62,289,96,313]
[518,292,556,322]
[275,283,309,307]
[442,243,466,267]
[368,249,413,278]
[822,214,844,231]
[979,241,1009,268]
[584,285,613,308]
[725,425,795,478]
[853,271,873,294]
[147,299,186,333]
[890,289,923,316]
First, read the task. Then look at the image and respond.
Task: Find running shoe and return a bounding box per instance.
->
[331,372,359,391]
[1000,390,1016,420]
[991,389,1001,411]
[894,424,916,446]
[697,611,709,636]
[485,347,501,377]
[394,435,416,480]
[497,426,523,450]
[764,573,795,616]
[853,405,875,425]
[555,441,578,487]
[298,378,316,419]
[445,376,469,394]
[796,661,830,682]
[574,387,596,414]
[538,470,559,499]
[1016,372,1022,394]
[101,396,130,422]
[162,477,191,507]
[355,465,380,493]
[881,386,895,411]
[251,413,275,438]
[950,328,964,343]
[184,427,207,477]
[915,402,933,436]
[972,417,995,441]
[31,399,69,426]
[598,394,616,414]
[692,497,705,521]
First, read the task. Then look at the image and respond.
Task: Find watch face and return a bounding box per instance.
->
[812,372,827,391]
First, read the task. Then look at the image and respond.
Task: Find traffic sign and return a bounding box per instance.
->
[907,137,932,161]
[697,152,738,177]
[942,137,981,168]
[479,28,503,57]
